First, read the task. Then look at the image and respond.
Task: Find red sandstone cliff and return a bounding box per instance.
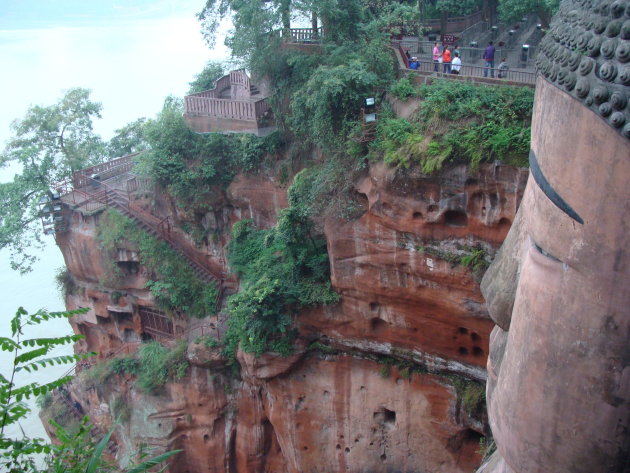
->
[51,160,527,473]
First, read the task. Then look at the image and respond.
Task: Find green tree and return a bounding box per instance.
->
[187,61,226,94]
[434,0,483,34]
[0,88,106,273]
[107,118,149,159]
[498,0,558,28]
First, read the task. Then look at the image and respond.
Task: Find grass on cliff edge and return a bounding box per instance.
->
[374,78,534,172]
[78,341,189,395]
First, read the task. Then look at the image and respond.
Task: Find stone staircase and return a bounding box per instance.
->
[94,186,223,287]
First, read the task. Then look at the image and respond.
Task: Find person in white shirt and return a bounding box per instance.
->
[451,53,462,75]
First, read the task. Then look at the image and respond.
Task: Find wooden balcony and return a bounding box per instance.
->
[184,70,275,136]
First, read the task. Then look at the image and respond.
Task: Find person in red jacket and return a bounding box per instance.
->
[442,46,451,74]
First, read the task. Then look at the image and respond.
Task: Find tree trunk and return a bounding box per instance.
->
[311,10,318,36]
[280,0,291,33]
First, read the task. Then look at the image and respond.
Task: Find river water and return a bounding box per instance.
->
[0,4,230,452]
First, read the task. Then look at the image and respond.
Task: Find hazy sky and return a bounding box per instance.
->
[0,0,231,444]
[0,0,229,146]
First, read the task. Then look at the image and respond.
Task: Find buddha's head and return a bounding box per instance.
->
[480,1,630,472]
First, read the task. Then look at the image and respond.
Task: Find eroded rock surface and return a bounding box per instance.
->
[52,165,527,472]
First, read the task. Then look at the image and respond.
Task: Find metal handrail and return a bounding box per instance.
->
[408,60,536,85]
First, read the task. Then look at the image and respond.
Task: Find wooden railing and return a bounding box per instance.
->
[184,96,270,121]
[230,70,250,92]
[283,27,324,43]
[72,154,138,188]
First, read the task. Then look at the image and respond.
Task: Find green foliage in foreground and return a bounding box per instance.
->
[0,307,180,473]
[374,80,534,172]
[97,209,218,318]
[225,213,339,358]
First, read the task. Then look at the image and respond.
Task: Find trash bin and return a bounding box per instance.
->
[521,44,530,66]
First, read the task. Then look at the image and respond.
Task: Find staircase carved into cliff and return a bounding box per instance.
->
[57,155,225,301]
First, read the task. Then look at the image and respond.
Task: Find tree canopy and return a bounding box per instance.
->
[0,88,106,273]
[498,0,559,28]
[106,117,149,158]
[187,60,227,94]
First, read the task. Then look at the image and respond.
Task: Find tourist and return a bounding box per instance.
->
[497,57,509,78]
[409,57,420,70]
[442,46,451,74]
[432,43,440,72]
[483,41,496,78]
[451,52,461,75]
[452,44,460,58]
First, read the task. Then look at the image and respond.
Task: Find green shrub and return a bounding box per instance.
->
[195,335,221,348]
[138,97,283,211]
[108,355,139,375]
[224,212,338,359]
[373,80,533,172]
[78,362,111,390]
[55,267,76,299]
[389,77,417,100]
[448,376,486,417]
[136,341,189,394]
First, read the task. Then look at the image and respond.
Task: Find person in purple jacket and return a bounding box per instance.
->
[483,41,496,78]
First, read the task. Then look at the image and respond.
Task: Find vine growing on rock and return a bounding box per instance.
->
[97,208,218,318]
[224,211,339,358]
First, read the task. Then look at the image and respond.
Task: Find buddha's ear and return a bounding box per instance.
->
[481,208,527,331]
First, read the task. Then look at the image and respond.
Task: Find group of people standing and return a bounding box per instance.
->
[407,41,510,79]
[432,43,462,74]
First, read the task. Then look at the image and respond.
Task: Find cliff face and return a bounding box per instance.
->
[53,161,527,473]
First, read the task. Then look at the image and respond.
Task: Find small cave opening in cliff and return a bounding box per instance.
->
[373,407,396,427]
[458,327,469,335]
[458,347,469,355]
[116,260,139,275]
[369,302,379,312]
[369,317,388,335]
[470,332,480,342]
[110,311,132,323]
[443,210,468,227]
[447,429,483,454]
[261,418,274,455]
[498,217,512,230]
[412,211,423,220]
[473,346,484,357]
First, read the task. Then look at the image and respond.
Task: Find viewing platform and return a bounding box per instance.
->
[183,70,275,136]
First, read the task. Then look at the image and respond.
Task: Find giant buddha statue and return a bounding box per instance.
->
[478,0,630,472]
